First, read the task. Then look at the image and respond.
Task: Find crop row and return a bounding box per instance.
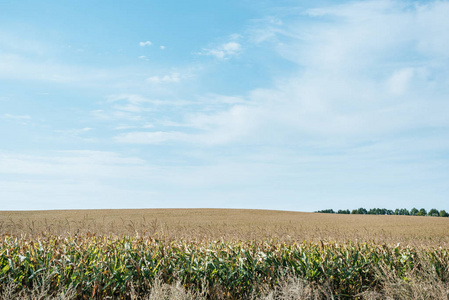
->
[1,236,448,299]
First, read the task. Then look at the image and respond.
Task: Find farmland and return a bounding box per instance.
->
[2,209,449,245]
[1,209,449,299]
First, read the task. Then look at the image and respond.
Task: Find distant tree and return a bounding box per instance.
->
[317,209,335,214]
[357,208,367,215]
[399,208,410,215]
[417,208,427,216]
[439,210,449,217]
[428,208,439,217]
[316,207,447,217]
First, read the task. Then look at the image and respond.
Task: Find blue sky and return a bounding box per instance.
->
[1,0,448,211]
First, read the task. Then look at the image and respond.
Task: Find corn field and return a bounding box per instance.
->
[1,234,448,299]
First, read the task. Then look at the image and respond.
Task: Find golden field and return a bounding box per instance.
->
[1,208,448,246]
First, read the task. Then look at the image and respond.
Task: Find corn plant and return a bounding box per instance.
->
[0,235,448,299]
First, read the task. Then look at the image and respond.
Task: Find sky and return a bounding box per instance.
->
[1,0,448,211]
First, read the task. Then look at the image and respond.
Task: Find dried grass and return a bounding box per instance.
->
[0,274,76,300]
[2,272,448,300]
[257,277,326,300]
[362,254,449,300]
[1,209,448,246]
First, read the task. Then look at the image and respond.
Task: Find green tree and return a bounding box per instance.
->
[417,208,427,216]
[439,210,449,217]
[428,208,439,217]
[399,208,410,215]
[410,208,418,216]
[357,208,367,215]
[317,209,335,214]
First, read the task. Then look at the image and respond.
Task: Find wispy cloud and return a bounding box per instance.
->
[0,53,126,86]
[146,73,181,83]
[2,113,32,125]
[115,131,189,144]
[91,93,193,123]
[91,109,143,121]
[117,0,449,148]
[0,32,157,87]
[91,95,149,121]
[107,94,149,104]
[0,30,48,56]
[54,127,92,135]
[139,41,152,47]
[387,68,414,96]
[2,114,31,120]
[199,41,242,59]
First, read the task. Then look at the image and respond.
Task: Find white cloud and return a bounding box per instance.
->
[387,68,414,95]
[113,104,149,113]
[3,134,448,210]
[0,151,146,177]
[115,123,153,131]
[115,131,189,144]
[200,41,242,59]
[138,55,149,61]
[92,94,195,123]
[2,113,32,125]
[0,30,48,56]
[119,0,449,148]
[0,151,159,209]
[107,94,153,113]
[247,16,285,44]
[234,0,449,140]
[107,94,149,104]
[91,109,143,121]
[107,94,178,107]
[115,125,138,130]
[2,114,31,120]
[114,105,261,146]
[0,53,126,86]
[139,41,152,47]
[160,45,165,50]
[55,127,92,135]
[146,73,181,83]
[91,95,151,121]
[196,94,247,105]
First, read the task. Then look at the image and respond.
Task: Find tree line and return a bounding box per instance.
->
[316,207,449,217]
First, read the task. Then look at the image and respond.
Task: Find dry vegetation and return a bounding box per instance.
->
[1,209,448,299]
[1,208,449,246]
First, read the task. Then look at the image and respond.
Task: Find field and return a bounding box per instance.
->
[2,209,449,245]
[1,209,449,299]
